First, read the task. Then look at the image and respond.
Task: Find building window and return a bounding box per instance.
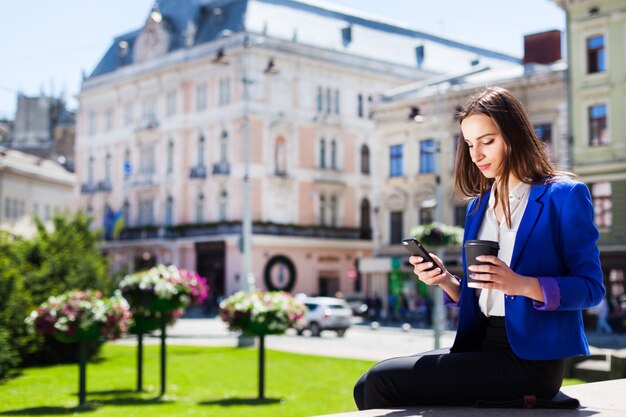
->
[139,145,155,174]
[142,96,156,121]
[197,135,205,166]
[420,207,435,225]
[105,108,114,131]
[275,135,286,175]
[325,88,331,114]
[122,200,130,227]
[534,123,553,157]
[319,194,326,226]
[591,182,612,229]
[220,130,228,163]
[454,205,467,227]
[219,77,231,105]
[389,144,403,177]
[165,195,174,226]
[320,138,326,169]
[360,198,371,232]
[88,111,96,135]
[316,86,323,112]
[588,104,608,146]
[196,83,208,111]
[138,197,154,226]
[330,195,338,226]
[196,193,205,223]
[357,94,364,118]
[389,211,403,245]
[586,35,606,74]
[124,102,133,126]
[360,144,370,174]
[219,190,228,221]
[166,91,177,116]
[420,139,436,173]
[87,156,95,185]
[104,152,111,183]
[330,139,337,169]
[167,140,174,173]
[334,89,340,114]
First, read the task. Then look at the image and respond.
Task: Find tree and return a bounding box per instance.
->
[22,212,112,305]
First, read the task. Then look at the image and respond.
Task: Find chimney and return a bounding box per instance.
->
[523,30,561,65]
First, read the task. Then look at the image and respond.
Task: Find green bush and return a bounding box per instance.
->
[0,234,39,379]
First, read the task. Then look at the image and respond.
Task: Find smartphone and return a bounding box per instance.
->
[402,237,437,271]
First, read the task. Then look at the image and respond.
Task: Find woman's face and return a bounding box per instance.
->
[461,114,507,180]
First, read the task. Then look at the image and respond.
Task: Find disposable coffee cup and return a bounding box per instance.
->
[464,240,499,288]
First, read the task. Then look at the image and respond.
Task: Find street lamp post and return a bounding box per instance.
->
[241,35,255,292]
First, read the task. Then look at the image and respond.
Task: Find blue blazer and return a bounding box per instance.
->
[451,178,605,360]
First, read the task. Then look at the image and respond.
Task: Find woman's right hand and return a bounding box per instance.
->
[409,254,461,302]
[409,253,448,286]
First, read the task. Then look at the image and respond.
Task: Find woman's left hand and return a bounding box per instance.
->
[468,255,533,296]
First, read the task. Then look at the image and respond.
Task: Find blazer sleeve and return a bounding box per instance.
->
[545,182,605,311]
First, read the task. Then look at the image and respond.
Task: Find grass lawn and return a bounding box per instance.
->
[0,344,371,417]
[0,344,585,417]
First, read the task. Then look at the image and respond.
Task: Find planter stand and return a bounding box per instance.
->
[258,335,265,399]
[78,340,87,406]
[136,333,144,391]
[160,315,167,396]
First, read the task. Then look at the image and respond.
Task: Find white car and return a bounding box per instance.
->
[296,296,352,337]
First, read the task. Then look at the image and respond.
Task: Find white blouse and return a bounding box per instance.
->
[475,182,531,317]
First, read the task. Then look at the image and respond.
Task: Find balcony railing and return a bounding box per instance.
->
[80,183,98,194]
[212,161,230,175]
[189,165,207,179]
[108,221,372,241]
[97,180,112,192]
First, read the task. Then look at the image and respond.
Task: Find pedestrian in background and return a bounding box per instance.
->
[354,86,605,409]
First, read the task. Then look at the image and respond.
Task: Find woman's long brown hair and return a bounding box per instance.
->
[454,86,572,228]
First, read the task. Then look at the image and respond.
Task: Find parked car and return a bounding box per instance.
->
[343,294,368,317]
[296,296,352,337]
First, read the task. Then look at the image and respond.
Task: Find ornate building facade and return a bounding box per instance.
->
[76,0,520,301]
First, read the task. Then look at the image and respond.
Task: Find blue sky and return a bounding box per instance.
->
[0,0,564,119]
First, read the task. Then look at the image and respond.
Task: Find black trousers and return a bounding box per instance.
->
[354,315,564,410]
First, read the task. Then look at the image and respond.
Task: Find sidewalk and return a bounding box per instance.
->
[114,317,626,359]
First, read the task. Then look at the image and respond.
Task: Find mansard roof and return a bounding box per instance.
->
[89,0,520,79]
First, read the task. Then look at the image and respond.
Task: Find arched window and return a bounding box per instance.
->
[319,194,326,226]
[319,138,326,168]
[275,135,287,175]
[360,144,370,174]
[195,193,204,223]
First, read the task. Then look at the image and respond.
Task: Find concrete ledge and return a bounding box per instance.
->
[315,378,626,417]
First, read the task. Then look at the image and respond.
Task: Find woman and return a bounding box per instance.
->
[354,86,604,409]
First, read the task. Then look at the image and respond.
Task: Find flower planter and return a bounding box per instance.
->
[26,290,131,406]
[220,291,305,399]
[118,264,208,394]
